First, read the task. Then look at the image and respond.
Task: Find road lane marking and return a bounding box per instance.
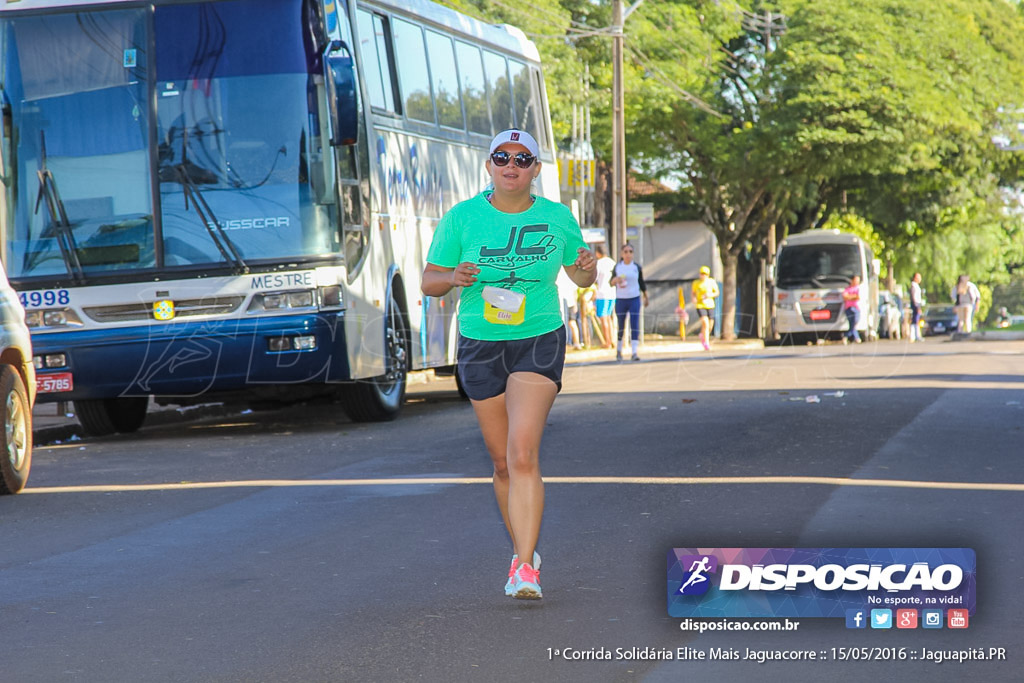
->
[24,475,1024,494]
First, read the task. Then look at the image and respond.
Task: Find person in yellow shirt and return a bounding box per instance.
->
[691,266,719,350]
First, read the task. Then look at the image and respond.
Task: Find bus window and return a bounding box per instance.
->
[483,50,513,133]
[425,30,463,130]
[4,9,155,279]
[455,42,490,135]
[509,59,544,149]
[154,0,329,266]
[392,19,434,124]
[355,9,397,114]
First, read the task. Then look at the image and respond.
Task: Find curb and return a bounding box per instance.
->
[565,338,765,364]
[952,330,1024,342]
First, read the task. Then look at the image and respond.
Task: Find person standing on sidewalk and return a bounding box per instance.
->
[611,243,648,361]
[843,274,863,343]
[421,129,596,600]
[951,274,979,333]
[909,272,923,342]
[691,266,719,350]
[593,244,617,349]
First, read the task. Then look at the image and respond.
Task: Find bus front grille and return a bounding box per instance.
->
[82,296,246,323]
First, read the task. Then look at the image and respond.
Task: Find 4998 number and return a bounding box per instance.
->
[19,289,70,308]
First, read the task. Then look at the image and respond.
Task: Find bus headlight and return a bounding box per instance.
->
[248,287,343,313]
[287,290,314,308]
[33,353,68,369]
[318,285,343,309]
[248,289,318,313]
[25,308,83,329]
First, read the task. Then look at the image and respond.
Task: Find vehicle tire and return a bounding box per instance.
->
[339,296,409,422]
[0,367,31,494]
[74,396,149,436]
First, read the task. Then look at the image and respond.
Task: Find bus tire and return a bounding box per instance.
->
[0,367,31,494]
[340,296,409,422]
[74,396,149,436]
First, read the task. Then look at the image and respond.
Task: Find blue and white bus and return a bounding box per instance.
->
[0,0,558,434]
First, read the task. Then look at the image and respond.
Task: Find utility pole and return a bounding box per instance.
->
[611,0,626,256]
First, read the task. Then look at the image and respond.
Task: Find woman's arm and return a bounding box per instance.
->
[421,262,479,296]
[564,248,597,287]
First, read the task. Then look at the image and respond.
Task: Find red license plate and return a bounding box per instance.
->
[37,372,74,393]
[809,309,831,321]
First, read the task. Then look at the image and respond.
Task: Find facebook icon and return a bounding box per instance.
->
[846,609,867,629]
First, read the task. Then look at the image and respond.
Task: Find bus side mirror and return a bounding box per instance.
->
[766,263,775,283]
[324,40,359,146]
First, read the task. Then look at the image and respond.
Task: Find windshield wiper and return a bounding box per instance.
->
[173,131,248,275]
[33,132,87,284]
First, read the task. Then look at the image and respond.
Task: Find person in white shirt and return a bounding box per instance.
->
[909,272,923,342]
[593,244,617,349]
[610,243,648,360]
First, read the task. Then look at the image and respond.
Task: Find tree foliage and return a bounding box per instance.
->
[435,0,1024,333]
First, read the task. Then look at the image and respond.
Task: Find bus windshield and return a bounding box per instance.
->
[2,0,338,281]
[776,243,861,288]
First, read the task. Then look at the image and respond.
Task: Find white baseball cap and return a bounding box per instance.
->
[489,128,540,158]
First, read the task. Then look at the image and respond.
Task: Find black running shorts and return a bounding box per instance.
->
[456,327,567,401]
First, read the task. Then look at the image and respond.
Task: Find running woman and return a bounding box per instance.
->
[611,244,648,361]
[691,265,719,350]
[421,129,596,600]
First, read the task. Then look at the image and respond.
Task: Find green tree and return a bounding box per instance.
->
[437,1,1024,337]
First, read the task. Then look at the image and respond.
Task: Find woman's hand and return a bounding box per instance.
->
[450,262,480,287]
[422,262,479,296]
[574,247,596,272]
[567,248,597,287]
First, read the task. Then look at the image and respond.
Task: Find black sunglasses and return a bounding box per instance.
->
[490,150,536,168]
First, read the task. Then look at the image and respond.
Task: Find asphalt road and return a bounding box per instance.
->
[2,338,1022,682]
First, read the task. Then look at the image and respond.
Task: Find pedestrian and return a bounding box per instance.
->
[951,274,979,333]
[691,265,719,350]
[909,272,923,342]
[611,243,648,361]
[967,277,981,332]
[421,129,596,600]
[593,244,617,349]
[578,283,597,347]
[842,274,863,343]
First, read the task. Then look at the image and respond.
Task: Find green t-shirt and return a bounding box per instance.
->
[426,192,587,341]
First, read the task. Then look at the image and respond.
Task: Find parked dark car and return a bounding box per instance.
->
[923,306,958,336]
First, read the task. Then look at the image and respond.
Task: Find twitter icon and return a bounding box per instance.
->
[870,609,892,629]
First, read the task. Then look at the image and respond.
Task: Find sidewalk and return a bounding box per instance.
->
[563,334,764,364]
[30,335,764,445]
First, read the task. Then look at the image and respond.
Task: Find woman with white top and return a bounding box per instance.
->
[610,243,648,361]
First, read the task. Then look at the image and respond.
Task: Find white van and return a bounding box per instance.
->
[770,230,880,342]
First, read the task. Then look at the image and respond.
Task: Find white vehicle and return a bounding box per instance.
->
[770,230,880,343]
[0,0,557,434]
